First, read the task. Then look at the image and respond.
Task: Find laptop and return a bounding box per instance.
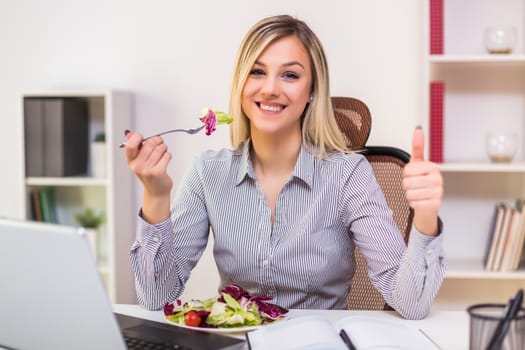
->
[0,218,245,350]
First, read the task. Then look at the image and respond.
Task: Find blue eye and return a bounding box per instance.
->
[283,72,299,80]
[250,69,265,76]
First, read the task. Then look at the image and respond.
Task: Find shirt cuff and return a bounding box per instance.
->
[132,208,173,251]
[406,217,444,264]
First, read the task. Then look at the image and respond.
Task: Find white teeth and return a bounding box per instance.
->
[260,104,282,112]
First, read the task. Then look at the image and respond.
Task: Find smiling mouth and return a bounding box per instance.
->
[257,103,285,112]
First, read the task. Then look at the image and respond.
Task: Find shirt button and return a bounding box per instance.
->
[153,236,160,243]
[268,289,274,295]
[262,260,269,266]
[427,249,433,254]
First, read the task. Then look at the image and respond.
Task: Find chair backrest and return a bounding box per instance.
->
[331,96,371,151]
[331,96,414,311]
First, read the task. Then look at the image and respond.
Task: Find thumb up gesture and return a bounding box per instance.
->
[402,127,443,236]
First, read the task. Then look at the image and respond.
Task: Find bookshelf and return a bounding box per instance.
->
[423,0,525,309]
[21,90,136,304]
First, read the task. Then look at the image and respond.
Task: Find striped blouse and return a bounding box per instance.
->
[130,141,446,319]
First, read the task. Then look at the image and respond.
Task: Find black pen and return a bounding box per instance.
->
[486,289,523,350]
[339,329,357,350]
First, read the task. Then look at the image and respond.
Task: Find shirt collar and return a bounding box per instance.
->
[293,144,315,188]
[235,140,315,189]
[235,141,253,186]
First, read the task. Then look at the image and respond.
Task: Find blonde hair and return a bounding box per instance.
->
[228,15,349,157]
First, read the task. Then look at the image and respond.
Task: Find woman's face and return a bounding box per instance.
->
[241,35,312,137]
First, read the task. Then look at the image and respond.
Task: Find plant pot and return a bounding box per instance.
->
[83,227,98,259]
[90,142,106,178]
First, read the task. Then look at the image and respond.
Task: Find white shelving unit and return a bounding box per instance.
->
[21,90,136,304]
[423,0,525,310]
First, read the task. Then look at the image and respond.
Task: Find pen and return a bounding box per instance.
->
[339,329,357,350]
[419,328,443,350]
[486,289,523,350]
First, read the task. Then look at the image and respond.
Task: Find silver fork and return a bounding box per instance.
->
[119,125,205,148]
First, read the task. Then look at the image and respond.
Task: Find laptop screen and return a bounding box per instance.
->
[0,218,128,349]
[0,218,246,350]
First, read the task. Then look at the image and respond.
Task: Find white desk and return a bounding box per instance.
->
[114,304,469,349]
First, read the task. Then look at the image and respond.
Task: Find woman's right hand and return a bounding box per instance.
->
[124,131,173,223]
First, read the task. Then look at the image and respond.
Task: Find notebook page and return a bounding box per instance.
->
[247,316,347,350]
[336,316,437,350]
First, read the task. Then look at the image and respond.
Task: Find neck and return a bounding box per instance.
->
[250,132,302,176]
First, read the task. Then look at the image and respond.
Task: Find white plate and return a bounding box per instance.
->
[165,317,286,334]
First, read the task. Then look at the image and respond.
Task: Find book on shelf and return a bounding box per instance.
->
[509,200,525,271]
[492,205,515,271]
[500,200,525,271]
[517,242,525,270]
[24,99,46,177]
[23,97,89,177]
[44,98,89,177]
[429,0,444,54]
[512,209,525,270]
[29,188,58,224]
[483,203,505,269]
[246,315,436,350]
[485,203,510,271]
[484,200,525,272]
[429,81,444,163]
[29,189,43,222]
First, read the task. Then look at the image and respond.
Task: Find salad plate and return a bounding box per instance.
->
[165,320,268,334]
[163,284,288,333]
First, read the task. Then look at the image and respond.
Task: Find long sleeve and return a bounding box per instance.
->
[341,156,446,319]
[392,226,446,319]
[130,158,210,310]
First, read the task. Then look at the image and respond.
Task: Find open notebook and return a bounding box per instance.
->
[246,315,439,350]
[0,218,245,350]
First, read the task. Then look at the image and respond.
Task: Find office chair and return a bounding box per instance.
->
[331,96,414,311]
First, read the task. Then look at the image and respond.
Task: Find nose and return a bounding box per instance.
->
[260,75,280,98]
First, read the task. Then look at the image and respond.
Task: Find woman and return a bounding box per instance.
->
[124,14,445,320]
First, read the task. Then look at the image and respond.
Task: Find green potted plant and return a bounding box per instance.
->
[74,207,105,228]
[74,208,105,258]
[94,132,106,143]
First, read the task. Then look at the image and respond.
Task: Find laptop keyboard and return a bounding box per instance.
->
[124,335,193,350]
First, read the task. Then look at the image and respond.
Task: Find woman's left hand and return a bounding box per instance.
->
[402,127,443,236]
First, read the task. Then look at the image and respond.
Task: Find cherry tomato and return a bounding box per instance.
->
[184,311,202,327]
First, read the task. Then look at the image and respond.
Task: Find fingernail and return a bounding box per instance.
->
[124,129,131,136]
[415,125,422,130]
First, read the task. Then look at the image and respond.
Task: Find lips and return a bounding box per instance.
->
[257,102,285,112]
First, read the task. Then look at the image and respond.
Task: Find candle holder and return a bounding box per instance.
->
[484,26,517,54]
[485,133,518,163]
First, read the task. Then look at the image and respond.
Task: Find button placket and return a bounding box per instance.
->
[256,183,274,294]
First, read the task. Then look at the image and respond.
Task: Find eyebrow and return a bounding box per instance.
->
[253,60,306,70]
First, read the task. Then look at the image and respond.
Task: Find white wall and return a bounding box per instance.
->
[0,0,423,300]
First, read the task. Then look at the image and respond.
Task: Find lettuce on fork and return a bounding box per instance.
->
[199,108,233,136]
